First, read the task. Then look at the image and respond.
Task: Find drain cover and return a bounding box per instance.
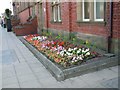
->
[1,49,19,64]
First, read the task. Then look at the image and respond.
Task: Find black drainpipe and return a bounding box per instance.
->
[108,0,113,53]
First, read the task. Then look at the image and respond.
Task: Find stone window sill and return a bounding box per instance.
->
[76,21,106,26]
[50,20,62,24]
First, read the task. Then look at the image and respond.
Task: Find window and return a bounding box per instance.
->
[94,0,104,21]
[77,0,105,22]
[52,0,61,22]
[83,0,90,21]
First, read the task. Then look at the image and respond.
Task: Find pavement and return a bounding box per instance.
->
[0,26,119,88]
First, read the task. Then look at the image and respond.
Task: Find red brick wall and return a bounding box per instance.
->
[43,2,119,39]
[19,9,29,24]
[70,2,108,37]
[18,2,119,39]
[45,2,70,31]
[112,2,120,38]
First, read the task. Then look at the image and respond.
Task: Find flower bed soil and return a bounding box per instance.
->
[19,34,118,81]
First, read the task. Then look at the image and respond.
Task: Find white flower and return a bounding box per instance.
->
[74,47,77,50]
[57,52,60,54]
[84,48,90,53]
[23,36,27,38]
[79,56,83,60]
[68,48,72,52]
[71,60,74,63]
[77,50,81,54]
[60,51,64,56]
[79,48,81,51]
[85,52,90,56]
[82,49,85,53]
[75,60,78,62]
[67,52,72,56]
[63,49,66,52]
[72,57,76,60]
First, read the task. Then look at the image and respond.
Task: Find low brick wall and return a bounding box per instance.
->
[11,19,20,27]
[13,17,38,36]
[14,25,37,36]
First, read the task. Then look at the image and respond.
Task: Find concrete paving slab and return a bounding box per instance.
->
[24,57,39,62]
[2,49,19,65]
[28,61,44,69]
[18,59,26,62]
[23,56,38,60]
[95,68,118,80]
[14,63,33,76]
[15,67,33,76]
[2,71,16,79]
[2,83,20,88]
[41,81,64,88]
[2,77,18,86]
[17,73,37,83]
[14,62,29,68]
[38,76,60,87]
[26,59,41,64]
[2,65,15,73]
[88,82,106,88]
[109,66,118,73]
[101,77,119,88]
[35,71,53,80]
[79,72,105,83]
[19,80,42,88]
[62,78,90,88]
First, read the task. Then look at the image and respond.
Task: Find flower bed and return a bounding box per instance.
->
[23,34,101,68]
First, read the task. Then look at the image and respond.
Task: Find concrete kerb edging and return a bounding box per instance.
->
[19,37,118,81]
[20,38,65,81]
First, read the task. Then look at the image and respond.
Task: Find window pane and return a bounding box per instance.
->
[57,5,61,21]
[84,1,90,19]
[53,6,56,21]
[96,2,104,19]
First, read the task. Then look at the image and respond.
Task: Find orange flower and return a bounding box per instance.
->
[54,58,61,63]
[33,40,39,46]
[59,41,64,46]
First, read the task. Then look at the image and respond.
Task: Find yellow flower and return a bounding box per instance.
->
[86,40,89,44]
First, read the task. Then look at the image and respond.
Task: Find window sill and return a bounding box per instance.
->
[50,21,62,24]
[76,21,106,26]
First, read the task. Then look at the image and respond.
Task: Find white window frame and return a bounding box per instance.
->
[57,5,61,22]
[94,0,104,22]
[52,0,61,22]
[53,6,57,22]
[82,0,90,22]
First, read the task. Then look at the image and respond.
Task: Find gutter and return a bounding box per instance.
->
[108,0,113,53]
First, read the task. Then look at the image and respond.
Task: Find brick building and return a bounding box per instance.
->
[12,0,120,55]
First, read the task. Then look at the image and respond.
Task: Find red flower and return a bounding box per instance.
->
[59,41,64,46]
